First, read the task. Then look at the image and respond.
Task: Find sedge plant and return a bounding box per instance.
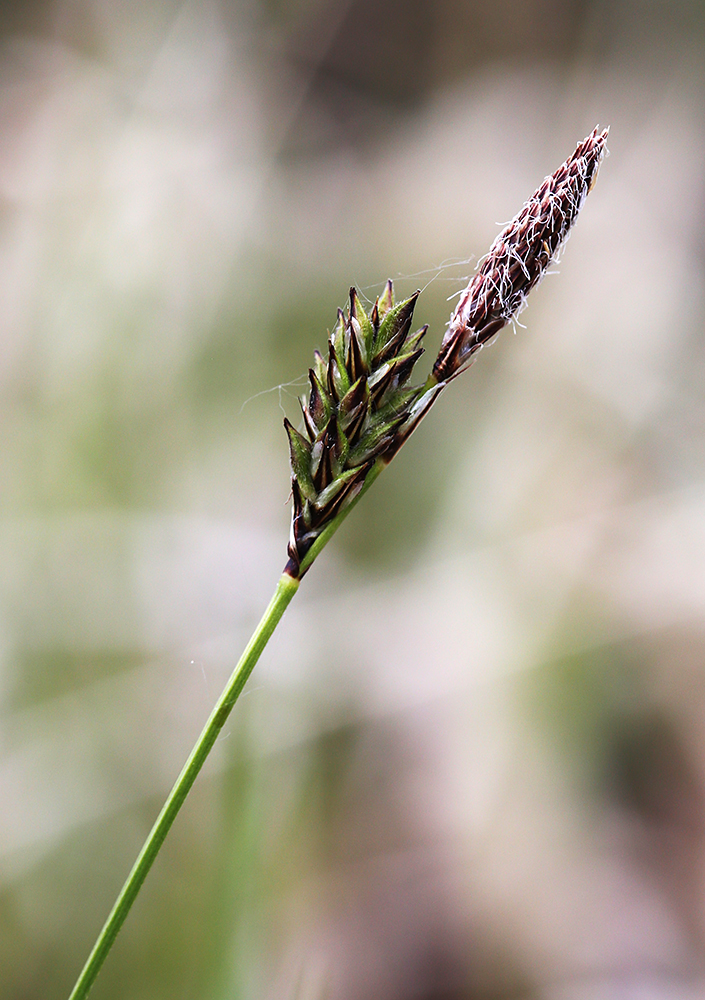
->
[68,125,609,1000]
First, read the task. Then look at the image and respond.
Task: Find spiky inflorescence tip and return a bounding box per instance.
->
[432,125,609,382]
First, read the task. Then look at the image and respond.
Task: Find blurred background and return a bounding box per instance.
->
[1,0,704,998]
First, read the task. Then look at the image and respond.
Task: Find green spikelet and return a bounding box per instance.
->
[284,281,431,578]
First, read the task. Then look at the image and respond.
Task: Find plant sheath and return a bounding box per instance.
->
[67,572,299,1000]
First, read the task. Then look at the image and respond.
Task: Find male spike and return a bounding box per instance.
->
[431,126,609,382]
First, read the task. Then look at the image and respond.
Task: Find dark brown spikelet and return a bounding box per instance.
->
[432,126,609,382]
[284,282,431,578]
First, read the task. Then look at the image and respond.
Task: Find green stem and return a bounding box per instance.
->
[67,572,299,1000]
[69,402,437,998]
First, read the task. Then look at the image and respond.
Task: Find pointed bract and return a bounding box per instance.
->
[284,418,316,501]
[308,368,329,427]
[378,279,394,320]
[346,315,368,382]
[349,287,375,357]
[373,290,419,363]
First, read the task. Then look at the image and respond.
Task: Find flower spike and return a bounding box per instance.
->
[284,283,428,578]
[432,126,609,382]
[284,127,608,579]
